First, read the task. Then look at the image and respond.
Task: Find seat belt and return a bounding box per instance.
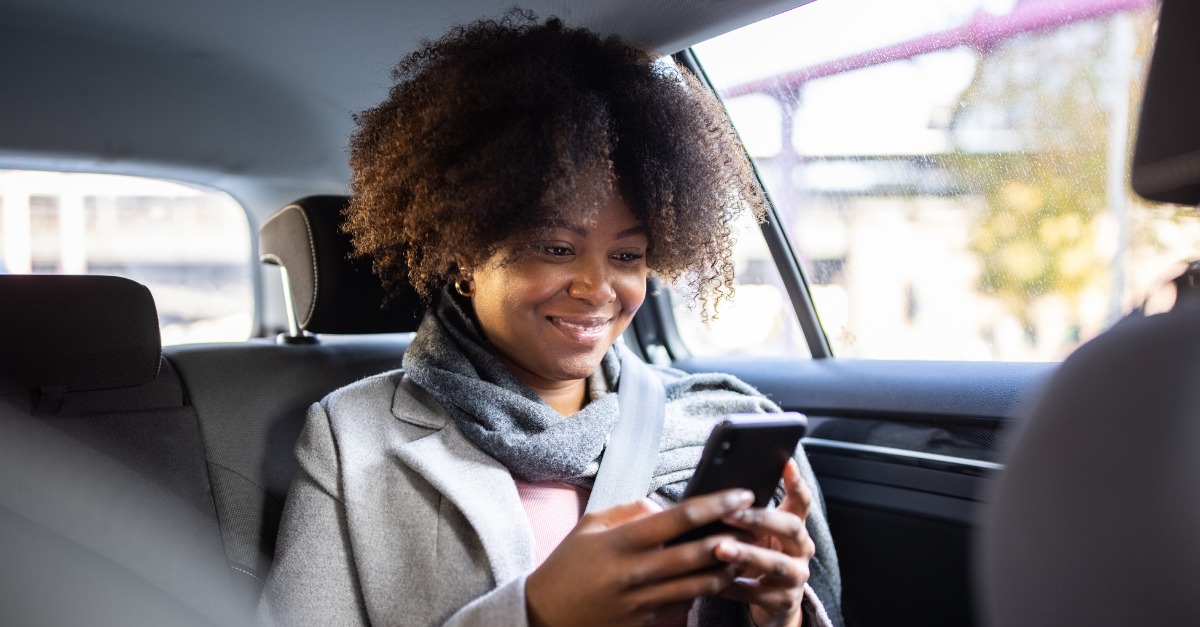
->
[585,343,667,513]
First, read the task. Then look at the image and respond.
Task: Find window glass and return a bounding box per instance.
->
[671,211,812,358]
[0,170,253,344]
[693,0,1198,360]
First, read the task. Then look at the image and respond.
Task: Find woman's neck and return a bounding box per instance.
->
[532,379,588,416]
[493,353,590,416]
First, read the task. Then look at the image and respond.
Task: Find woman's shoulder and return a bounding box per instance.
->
[304,369,449,475]
[322,368,407,413]
[320,368,450,432]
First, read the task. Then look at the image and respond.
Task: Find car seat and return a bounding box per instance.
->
[0,274,242,625]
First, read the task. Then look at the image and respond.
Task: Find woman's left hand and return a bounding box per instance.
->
[713,458,815,627]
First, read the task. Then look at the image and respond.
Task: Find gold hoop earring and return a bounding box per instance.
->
[454,278,474,297]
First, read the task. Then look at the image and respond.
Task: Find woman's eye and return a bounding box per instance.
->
[612,251,646,264]
[537,244,573,257]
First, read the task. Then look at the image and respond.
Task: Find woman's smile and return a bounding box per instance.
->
[546,315,611,345]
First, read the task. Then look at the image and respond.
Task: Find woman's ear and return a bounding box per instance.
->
[453,263,475,298]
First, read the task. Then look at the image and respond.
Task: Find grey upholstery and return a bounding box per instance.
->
[167,337,409,597]
[170,195,424,605]
[0,274,240,625]
[978,297,1200,625]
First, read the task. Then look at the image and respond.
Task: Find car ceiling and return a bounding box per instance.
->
[1,0,812,219]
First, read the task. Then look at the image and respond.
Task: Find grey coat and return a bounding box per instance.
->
[259,370,838,626]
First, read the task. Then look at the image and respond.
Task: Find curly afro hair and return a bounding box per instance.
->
[344,8,767,314]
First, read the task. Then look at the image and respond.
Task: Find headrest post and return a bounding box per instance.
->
[276,265,318,345]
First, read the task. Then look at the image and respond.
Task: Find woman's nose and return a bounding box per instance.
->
[567,258,616,305]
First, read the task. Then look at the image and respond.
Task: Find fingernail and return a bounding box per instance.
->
[723,510,747,523]
[714,540,739,561]
[723,490,753,508]
[640,498,663,512]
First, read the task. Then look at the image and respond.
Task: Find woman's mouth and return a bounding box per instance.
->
[547,316,610,345]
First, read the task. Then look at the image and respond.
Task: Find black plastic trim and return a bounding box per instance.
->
[806,441,996,525]
[675,355,1057,422]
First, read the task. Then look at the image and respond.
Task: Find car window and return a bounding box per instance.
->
[0,170,253,344]
[689,0,1197,361]
[670,209,814,358]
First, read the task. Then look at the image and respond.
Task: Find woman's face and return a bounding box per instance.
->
[470,190,649,392]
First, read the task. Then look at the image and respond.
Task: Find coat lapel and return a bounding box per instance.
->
[391,381,535,584]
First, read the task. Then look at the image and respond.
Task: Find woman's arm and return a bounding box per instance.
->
[258,402,370,627]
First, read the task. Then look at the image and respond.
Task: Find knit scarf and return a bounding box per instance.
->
[401,289,781,503]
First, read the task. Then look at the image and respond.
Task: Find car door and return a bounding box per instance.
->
[632,1,1188,625]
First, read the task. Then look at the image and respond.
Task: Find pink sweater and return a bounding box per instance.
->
[513,479,588,568]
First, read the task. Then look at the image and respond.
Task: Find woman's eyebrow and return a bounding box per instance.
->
[614,225,648,239]
[544,220,647,240]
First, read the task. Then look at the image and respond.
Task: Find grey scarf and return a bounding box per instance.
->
[401,290,780,501]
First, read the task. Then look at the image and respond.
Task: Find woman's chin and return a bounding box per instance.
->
[548,353,608,382]
[496,348,608,388]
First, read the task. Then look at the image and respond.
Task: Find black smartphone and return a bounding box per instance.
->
[666,412,808,546]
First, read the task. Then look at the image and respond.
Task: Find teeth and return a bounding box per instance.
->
[552,318,606,331]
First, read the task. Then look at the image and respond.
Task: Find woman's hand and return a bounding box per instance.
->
[525,489,754,627]
[714,459,816,627]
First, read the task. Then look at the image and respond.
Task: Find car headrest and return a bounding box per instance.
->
[1131,0,1200,205]
[978,300,1200,625]
[0,274,162,396]
[259,195,424,335]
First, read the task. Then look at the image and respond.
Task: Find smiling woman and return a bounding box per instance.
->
[258,9,842,627]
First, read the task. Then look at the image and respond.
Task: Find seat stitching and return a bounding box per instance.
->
[206,460,284,509]
[230,563,265,583]
[293,205,320,328]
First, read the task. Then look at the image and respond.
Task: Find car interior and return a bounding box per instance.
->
[1,0,1197,625]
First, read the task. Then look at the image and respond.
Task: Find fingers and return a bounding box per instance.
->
[628,601,694,627]
[625,563,737,611]
[720,507,814,557]
[780,458,812,520]
[617,489,754,549]
[613,532,744,588]
[577,498,663,533]
[719,577,806,620]
[713,539,810,587]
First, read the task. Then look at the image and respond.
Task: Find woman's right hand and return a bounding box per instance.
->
[525,489,755,627]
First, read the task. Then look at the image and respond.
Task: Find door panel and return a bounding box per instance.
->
[673,355,1057,627]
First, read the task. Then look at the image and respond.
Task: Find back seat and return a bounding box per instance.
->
[0,274,240,625]
[1,196,429,617]
[167,195,425,603]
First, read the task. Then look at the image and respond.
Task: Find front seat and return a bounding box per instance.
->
[977,280,1200,625]
[977,0,1200,623]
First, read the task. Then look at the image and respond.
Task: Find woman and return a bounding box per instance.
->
[260,10,842,627]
